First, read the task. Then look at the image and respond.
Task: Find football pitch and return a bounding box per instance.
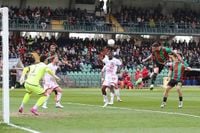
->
[1,87,200,133]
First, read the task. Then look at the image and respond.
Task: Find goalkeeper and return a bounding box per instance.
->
[18,55,60,115]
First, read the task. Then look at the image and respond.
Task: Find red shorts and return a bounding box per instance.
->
[127,82,133,88]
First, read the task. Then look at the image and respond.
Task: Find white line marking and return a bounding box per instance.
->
[8,123,40,133]
[65,102,200,119]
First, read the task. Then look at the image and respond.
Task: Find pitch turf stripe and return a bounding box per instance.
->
[8,123,40,133]
[65,102,200,119]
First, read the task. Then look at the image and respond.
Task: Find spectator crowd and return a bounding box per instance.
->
[7,6,109,30]
[8,35,200,73]
[1,4,200,88]
[115,5,200,29]
[3,5,200,31]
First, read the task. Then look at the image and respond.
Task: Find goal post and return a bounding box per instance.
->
[1,7,10,124]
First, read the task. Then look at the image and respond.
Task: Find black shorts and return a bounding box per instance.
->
[167,79,182,88]
[54,90,58,95]
[118,77,123,81]
[153,62,164,73]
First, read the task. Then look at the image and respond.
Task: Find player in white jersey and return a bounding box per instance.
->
[42,56,64,108]
[101,51,122,107]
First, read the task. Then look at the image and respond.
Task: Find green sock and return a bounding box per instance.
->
[36,96,47,107]
[22,93,31,105]
[136,78,142,85]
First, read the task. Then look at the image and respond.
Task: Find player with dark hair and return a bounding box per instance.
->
[142,41,183,90]
[160,53,191,108]
[101,51,122,107]
[42,56,65,109]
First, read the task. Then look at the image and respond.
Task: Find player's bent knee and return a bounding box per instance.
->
[166,86,172,91]
[43,92,49,96]
[55,87,62,92]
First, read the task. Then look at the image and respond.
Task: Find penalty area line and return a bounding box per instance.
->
[8,123,40,133]
[65,102,200,119]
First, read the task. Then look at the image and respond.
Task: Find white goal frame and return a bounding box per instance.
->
[1,7,9,124]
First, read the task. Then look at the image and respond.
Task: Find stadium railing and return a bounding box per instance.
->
[57,66,200,88]
[1,19,200,35]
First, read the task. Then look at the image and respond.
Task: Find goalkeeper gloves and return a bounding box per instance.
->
[19,75,25,85]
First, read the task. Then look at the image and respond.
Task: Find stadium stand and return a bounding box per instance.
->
[8,35,200,87]
[0,1,199,87]
[0,5,199,34]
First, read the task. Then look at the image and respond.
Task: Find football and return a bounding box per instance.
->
[107,39,115,47]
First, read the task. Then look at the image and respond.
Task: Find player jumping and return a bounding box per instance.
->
[142,42,183,90]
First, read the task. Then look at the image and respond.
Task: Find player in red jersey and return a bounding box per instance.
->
[118,71,128,89]
[141,66,149,87]
[134,68,144,89]
[124,73,134,89]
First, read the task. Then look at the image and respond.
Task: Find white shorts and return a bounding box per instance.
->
[103,75,118,87]
[43,81,59,90]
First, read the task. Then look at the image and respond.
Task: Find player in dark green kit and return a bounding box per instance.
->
[160,53,191,108]
[142,42,183,90]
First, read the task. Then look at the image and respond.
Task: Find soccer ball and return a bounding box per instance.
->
[107,39,115,47]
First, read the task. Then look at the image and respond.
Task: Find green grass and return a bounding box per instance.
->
[1,87,200,133]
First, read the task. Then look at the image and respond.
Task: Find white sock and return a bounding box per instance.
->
[43,95,50,106]
[103,95,108,103]
[150,72,154,78]
[20,103,24,108]
[33,105,38,110]
[110,92,114,103]
[114,89,120,100]
[56,92,62,103]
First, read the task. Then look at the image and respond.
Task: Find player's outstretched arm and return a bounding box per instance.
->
[171,51,184,64]
[61,60,72,67]
[186,67,192,71]
[46,67,60,81]
[19,67,30,85]
[101,66,105,82]
[98,47,109,61]
[142,54,152,63]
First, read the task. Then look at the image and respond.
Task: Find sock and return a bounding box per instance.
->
[163,97,167,102]
[102,88,107,95]
[142,75,150,82]
[150,72,154,78]
[136,78,142,85]
[110,92,114,103]
[103,95,108,103]
[33,96,47,109]
[54,94,57,102]
[151,73,157,84]
[43,95,50,107]
[179,96,183,101]
[21,93,31,108]
[56,92,62,103]
[54,90,58,95]
[114,89,120,100]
